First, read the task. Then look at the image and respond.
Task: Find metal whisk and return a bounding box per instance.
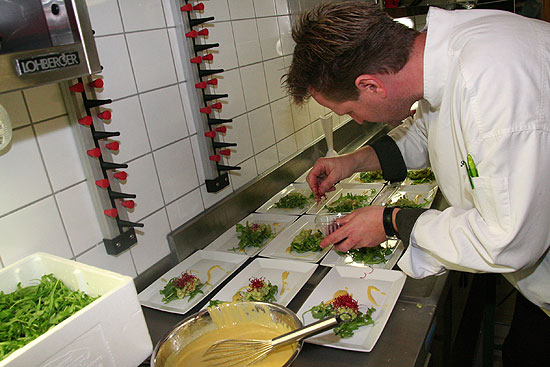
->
[202,313,351,367]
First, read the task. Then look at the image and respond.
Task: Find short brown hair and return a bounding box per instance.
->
[284,1,419,105]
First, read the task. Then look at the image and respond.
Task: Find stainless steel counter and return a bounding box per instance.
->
[139,119,453,366]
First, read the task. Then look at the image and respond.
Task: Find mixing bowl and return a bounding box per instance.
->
[151,302,304,367]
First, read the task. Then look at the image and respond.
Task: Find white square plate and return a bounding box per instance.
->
[320,240,404,269]
[385,185,438,208]
[259,215,332,263]
[296,267,406,352]
[206,258,317,307]
[255,183,316,215]
[308,183,385,215]
[138,250,248,314]
[203,213,298,256]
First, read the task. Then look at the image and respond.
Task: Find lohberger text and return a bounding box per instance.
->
[17,52,80,74]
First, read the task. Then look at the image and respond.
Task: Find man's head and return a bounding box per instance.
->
[284,1,419,109]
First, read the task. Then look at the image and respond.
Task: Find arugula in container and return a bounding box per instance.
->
[358,170,384,183]
[231,221,274,252]
[407,168,435,185]
[324,189,377,213]
[290,229,324,253]
[273,192,312,209]
[160,272,204,304]
[337,245,394,265]
[0,274,98,361]
[303,292,375,338]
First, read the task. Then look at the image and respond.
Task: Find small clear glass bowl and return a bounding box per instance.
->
[314,212,350,236]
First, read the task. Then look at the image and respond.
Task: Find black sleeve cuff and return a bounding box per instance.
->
[395,208,429,246]
[370,135,407,183]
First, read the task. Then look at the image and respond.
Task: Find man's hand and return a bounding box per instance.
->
[319,206,387,252]
[306,155,357,200]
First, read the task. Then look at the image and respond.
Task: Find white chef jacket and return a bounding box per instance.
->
[390,7,550,312]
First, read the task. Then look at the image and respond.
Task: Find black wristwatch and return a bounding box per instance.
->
[383,206,398,239]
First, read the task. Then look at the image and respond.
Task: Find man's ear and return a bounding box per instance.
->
[355,74,386,98]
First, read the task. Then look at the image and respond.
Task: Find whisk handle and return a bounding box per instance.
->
[271,313,350,348]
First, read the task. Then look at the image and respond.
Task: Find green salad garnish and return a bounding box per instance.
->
[231,222,273,252]
[273,192,312,209]
[303,292,375,338]
[160,272,204,304]
[337,245,393,264]
[291,229,324,253]
[358,170,384,183]
[407,168,435,184]
[392,196,432,208]
[0,274,98,361]
[324,190,377,213]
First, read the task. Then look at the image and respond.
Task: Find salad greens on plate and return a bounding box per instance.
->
[324,190,377,213]
[337,245,394,265]
[231,221,273,252]
[290,229,324,253]
[407,168,435,184]
[358,170,384,183]
[273,192,312,209]
[160,272,204,304]
[209,276,278,307]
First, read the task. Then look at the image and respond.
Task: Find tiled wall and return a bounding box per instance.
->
[0,0,347,277]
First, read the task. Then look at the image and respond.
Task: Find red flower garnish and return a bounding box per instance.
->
[173,272,198,288]
[248,277,265,291]
[332,294,359,311]
[250,223,260,231]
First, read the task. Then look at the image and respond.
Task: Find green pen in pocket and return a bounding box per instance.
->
[467,154,479,177]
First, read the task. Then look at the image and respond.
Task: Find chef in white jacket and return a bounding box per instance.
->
[285,2,550,366]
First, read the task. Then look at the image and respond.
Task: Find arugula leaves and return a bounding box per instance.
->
[337,245,393,264]
[273,192,312,209]
[392,197,432,208]
[0,274,98,361]
[159,273,204,304]
[231,222,273,252]
[407,168,435,184]
[324,190,377,213]
[358,170,384,183]
[290,229,324,253]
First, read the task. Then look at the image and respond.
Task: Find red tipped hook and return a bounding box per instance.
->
[211,102,222,110]
[200,106,212,114]
[78,116,93,126]
[190,56,202,63]
[96,179,110,188]
[69,83,84,93]
[219,149,231,156]
[87,148,101,158]
[215,126,227,133]
[209,154,221,162]
[204,131,216,138]
[195,82,207,89]
[180,4,192,11]
[202,53,213,61]
[104,208,118,217]
[197,29,209,36]
[98,110,111,120]
[105,141,119,151]
[206,78,218,86]
[121,200,135,209]
[89,79,104,89]
[186,30,198,38]
[194,3,205,10]
[113,171,127,180]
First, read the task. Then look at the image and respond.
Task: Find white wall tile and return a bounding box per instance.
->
[308,98,326,122]
[167,28,185,82]
[255,144,278,174]
[228,0,255,19]
[203,0,230,22]
[254,0,276,16]
[274,0,289,15]
[86,0,124,36]
[270,97,293,141]
[232,20,262,66]
[178,83,196,135]
[0,197,73,266]
[106,96,151,163]
[119,0,166,32]
[229,156,257,190]
[34,116,85,191]
[154,138,199,203]
[240,63,269,110]
[277,16,295,56]
[122,154,164,221]
[131,209,171,273]
[94,35,138,100]
[165,187,205,230]
[223,115,253,166]
[291,102,310,130]
[212,69,246,119]
[126,29,177,92]
[257,17,282,60]
[140,85,188,150]
[312,119,324,140]
[205,22,238,71]
[0,127,51,216]
[0,91,30,128]
[56,182,103,255]
[200,183,233,209]
[263,57,286,101]
[77,244,137,277]
[295,125,313,150]
[23,84,66,122]
[277,133,297,161]
[248,105,275,153]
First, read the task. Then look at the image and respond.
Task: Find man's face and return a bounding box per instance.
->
[310,89,412,127]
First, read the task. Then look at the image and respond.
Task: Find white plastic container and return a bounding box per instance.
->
[0,252,152,367]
